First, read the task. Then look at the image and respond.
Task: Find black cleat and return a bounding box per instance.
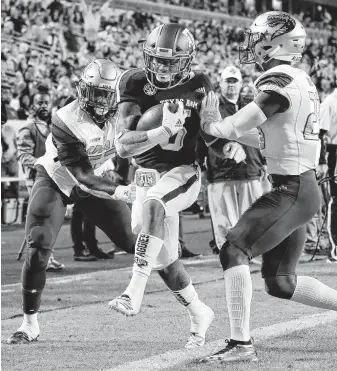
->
[73,250,98,261]
[199,339,258,363]
[7,331,39,344]
[89,247,115,259]
[180,247,201,258]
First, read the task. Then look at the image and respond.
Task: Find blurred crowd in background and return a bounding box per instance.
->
[1,0,337,193]
[1,0,337,122]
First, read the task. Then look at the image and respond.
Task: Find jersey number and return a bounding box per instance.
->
[303,91,320,140]
[160,128,187,151]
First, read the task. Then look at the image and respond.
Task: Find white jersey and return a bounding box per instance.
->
[36,100,116,196]
[254,64,321,175]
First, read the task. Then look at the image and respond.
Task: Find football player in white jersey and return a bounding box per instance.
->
[198,12,337,363]
[7,59,136,344]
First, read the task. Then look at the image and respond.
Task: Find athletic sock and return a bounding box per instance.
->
[291,276,337,310]
[124,234,163,310]
[18,313,39,338]
[224,265,252,342]
[172,280,204,315]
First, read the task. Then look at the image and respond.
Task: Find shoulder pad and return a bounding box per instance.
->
[191,71,214,94]
[52,112,78,145]
[255,72,293,91]
[117,68,145,102]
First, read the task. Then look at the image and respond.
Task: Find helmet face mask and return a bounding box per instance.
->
[77,80,116,123]
[143,24,196,90]
[77,59,120,125]
[239,30,268,65]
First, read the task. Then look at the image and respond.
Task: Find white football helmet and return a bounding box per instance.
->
[239,11,306,68]
[77,59,121,124]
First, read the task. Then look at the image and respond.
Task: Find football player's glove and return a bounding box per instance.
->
[200,91,222,129]
[223,142,247,163]
[112,184,136,203]
[162,101,188,136]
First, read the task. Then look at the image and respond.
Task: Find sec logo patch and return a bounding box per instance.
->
[144,83,157,96]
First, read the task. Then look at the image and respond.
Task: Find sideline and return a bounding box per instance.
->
[105,311,337,371]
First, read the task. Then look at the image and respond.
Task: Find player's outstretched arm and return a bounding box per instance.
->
[115,102,187,158]
[200,91,288,145]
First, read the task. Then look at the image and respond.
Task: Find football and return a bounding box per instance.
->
[136,103,179,131]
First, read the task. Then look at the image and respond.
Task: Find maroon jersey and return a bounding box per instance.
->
[117,68,213,172]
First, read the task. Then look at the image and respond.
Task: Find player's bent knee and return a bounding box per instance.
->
[220,241,249,270]
[156,258,180,278]
[26,224,54,250]
[264,275,297,299]
[25,247,51,271]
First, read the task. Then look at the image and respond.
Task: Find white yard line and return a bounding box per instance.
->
[105,311,337,371]
[1,257,218,291]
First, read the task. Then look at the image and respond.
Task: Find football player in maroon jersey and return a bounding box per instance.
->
[109,23,243,348]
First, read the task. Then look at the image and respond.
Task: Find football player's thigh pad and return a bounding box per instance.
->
[153,214,179,270]
[146,165,201,217]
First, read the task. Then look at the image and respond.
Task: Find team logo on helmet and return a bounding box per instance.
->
[144,83,157,96]
[266,13,296,40]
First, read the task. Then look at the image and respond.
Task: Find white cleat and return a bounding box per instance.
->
[7,323,40,344]
[185,304,215,349]
[108,294,140,316]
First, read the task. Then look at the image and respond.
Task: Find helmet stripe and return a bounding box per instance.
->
[157,24,180,51]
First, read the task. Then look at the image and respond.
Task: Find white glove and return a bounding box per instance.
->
[111,184,136,203]
[223,142,247,163]
[162,101,188,136]
[200,91,222,128]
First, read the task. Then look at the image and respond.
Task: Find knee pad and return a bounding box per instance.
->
[220,241,249,270]
[264,275,297,299]
[26,222,54,250]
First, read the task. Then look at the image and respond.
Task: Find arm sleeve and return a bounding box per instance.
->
[203,102,266,142]
[17,127,37,166]
[235,129,261,148]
